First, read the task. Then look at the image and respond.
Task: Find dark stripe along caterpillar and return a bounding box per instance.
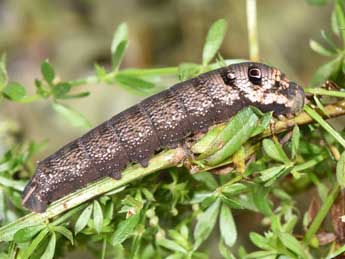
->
[22,62,305,212]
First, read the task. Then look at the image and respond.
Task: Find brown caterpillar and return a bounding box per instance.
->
[22,62,305,212]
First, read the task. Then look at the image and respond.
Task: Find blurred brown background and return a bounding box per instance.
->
[0,1,335,258]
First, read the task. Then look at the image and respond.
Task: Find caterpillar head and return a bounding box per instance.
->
[224,62,305,115]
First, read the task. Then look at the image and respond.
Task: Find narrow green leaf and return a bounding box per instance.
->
[218,239,237,259]
[342,58,345,74]
[190,192,214,204]
[0,54,8,91]
[21,228,49,259]
[335,1,345,46]
[0,189,4,223]
[311,56,342,86]
[249,232,271,250]
[13,225,44,243]
[52,82,71,98]
[58,91,90,99]
[199,108,255,158]
[304,105,345,148]
[93,200,103,234]
[309,39,335,56]
[221,183,247,195]
[282,215,298,233]
[192,172,218,190]
[220,195,243,209]
[115,73,156,95]
[191,125,225,154]
[156,238,187,254]
[244,251,277,259]
[337,151,345,188]
[291,125,300,159]
[331,10,340,36]
[258,165,286,183]
[202,19,227,66]
[251,112,272,137]
[304,185,340,244]
[313,95,328,117]
[326,244,345,259]
[34,79,47,97]
[141,187,155,201]
[205,109,258,165]
[41,232,56,259]
[41,60,55,84]
[305,87,345,98]
[3,83,26,101]
[193,198,220,249]
[252,187,273,216]
[178,62,201,80]
[220,204,237,247]
[321,30,338,51]
[115,74,154,89]
[52,225,73,245]
[262,139,290,164]
[95,64,108,81]
[111,23,128,69]
[75,203,93,234]
[110,213,140,246]
[271,215,282,234]
[52,103,91,130]
[112,41,128,70]
[279,232,307,258]
[293,154,325,172]
[0,176,26,191]
[168,229,188,248]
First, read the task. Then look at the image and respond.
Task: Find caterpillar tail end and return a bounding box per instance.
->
[22,182,47,213]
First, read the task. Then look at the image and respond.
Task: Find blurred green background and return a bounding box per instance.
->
[0,1,335,257]
[0,0,333,156]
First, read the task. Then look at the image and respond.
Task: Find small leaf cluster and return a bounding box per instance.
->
[309,0,345,87]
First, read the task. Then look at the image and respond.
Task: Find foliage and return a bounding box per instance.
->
[1,1,345,258]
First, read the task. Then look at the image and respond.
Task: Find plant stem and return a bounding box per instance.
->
[305,88,345,98]
[246,0,259,61]
[1,101,345,242]
[0,148,185,242]
[262,100,345,137]
[304,184,340,245]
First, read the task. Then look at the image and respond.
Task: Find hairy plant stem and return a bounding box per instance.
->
[0,101,345,242]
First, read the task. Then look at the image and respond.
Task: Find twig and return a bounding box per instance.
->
[1,101,345,242]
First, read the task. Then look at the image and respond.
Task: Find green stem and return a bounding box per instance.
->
[120,67,178,76]
[304,184,340,245]
[305,87,345,98]
[68,67,179,87]
[68,60,244,88]
[0,148,185,242]
[293,154,326,172]
[69,75,99,87]
[101,239,107,259]
[246,0,259,61]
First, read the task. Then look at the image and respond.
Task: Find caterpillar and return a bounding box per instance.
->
[22,62,305,213]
